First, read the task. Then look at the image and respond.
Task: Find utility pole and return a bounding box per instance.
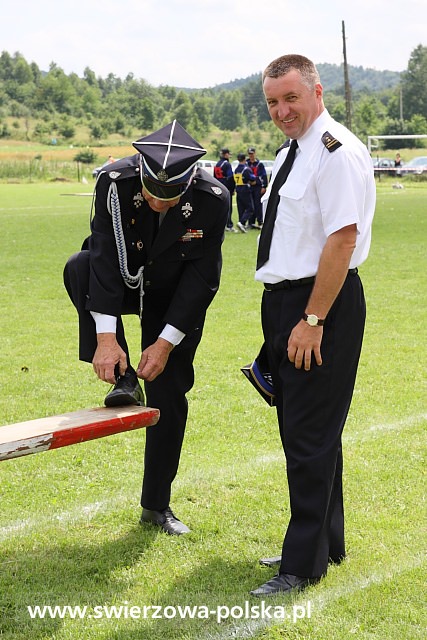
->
[342,20,352,131]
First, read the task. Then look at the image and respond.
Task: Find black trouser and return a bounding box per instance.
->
[249,185,263,225]
[64,250,201,511]
[236,188,254,225]
[261,272,365,578]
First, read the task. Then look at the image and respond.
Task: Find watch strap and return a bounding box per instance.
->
[303,313,325,326]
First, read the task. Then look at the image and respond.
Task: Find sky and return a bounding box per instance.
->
[1,0,426,88]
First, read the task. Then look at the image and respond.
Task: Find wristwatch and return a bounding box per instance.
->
[303,313,325,327]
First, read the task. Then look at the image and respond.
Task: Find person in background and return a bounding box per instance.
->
[234,153,256,233]
[64,120,229,536]
[394,152,402,177]
[214,148,237,232]
[250,54,375,596]
[246,147,268,228]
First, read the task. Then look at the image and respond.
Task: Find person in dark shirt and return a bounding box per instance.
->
[214,148,237,232]
[234,153,256,233]
[246,147,268,228]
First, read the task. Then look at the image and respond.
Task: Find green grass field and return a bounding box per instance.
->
[0,181,425,639]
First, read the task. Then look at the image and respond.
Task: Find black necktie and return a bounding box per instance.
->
[256,139,298,269]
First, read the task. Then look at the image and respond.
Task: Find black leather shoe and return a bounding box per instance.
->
[259,554,345,567]
[259,555,281,567]
[250,573,319,597]
[140,507,190,535]
[104,370,145,407]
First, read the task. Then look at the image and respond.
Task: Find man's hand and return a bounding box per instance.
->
[136,338,174,382]
[92,333,127,383]
[287,320,323,371]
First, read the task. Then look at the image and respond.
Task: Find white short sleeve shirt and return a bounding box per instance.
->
[255,110,376,284]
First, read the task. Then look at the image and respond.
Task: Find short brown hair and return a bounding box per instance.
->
[262,54,320,89]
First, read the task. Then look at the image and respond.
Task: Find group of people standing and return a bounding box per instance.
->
[214,146,268,233]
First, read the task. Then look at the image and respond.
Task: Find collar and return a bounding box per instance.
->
[296,109,333,155]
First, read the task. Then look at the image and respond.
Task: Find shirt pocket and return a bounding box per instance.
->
[278,179,308,201]
[276,179,310,229]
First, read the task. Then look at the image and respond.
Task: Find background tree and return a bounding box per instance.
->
[213,90,244,130]
[0,46,425,155]
[401,45,427,119]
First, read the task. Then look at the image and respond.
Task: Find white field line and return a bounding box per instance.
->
[0,205,86,212]
[0,412,425,541]
[0,497,131,541]
[201,552,426,640]
[344,412,427,444]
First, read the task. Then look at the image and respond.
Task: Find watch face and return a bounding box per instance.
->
[307,314,318,326]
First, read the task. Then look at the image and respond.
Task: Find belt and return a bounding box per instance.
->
[264,268,358,291]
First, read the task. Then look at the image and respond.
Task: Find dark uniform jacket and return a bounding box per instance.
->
[246,159,268,189]
[214,158,235,194]
[86,154,229,340]
[234,164,256,190]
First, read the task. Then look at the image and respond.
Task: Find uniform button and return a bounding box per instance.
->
[145,281,151,286]
[181,253,185,258]
[147,260,153,265]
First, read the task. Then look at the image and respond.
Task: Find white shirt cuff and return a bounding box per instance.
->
[90,313,184,346]
[90,311,117,334]
[159,323,186,346]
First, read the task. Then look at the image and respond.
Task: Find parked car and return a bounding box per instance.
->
[196,160,217,176]
[396,156,427,176]
[259,159,274,181]
[371,157,396,176]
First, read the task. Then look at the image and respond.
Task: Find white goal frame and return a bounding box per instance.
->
[367,134,427,154]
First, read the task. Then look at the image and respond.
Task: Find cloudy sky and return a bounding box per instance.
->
[1,0,425,88]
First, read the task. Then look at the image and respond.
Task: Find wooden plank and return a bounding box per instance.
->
[0,406,159,462]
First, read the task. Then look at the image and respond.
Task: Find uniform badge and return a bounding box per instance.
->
[157,170,168,182]
[211,186,222,195]
[179,229,203,242]
[181,202,193,219]
[133,192,144,208]
[321,131,342,152]
[109,171,121,180]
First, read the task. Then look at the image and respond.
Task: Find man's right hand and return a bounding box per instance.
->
[92,333,128,384]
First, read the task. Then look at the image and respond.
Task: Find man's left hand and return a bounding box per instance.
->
[136,338,174,381]
[287,320,323,371]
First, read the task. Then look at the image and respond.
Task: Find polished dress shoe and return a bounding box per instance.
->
[140,507,190,535]
[250,573,318,597]
[259,554,345,567]
[104,370,145,407]
[259,555,281,567]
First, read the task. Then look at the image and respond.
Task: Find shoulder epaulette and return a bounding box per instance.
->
[321,131,342,152]
[103,154,141,181]
[193,171,226,199]
[276,139,290,156]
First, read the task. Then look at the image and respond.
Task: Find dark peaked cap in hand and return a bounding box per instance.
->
[133,121,206,200]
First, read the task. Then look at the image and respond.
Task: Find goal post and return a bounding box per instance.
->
[367,134,427,154]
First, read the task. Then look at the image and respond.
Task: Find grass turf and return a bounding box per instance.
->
[0,180,425,639]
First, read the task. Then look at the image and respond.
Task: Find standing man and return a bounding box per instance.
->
[246,147,268,228]
[250,55,375,596]
[234,153,256,233]
[64,120,229,535]
[214,147,237,232]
